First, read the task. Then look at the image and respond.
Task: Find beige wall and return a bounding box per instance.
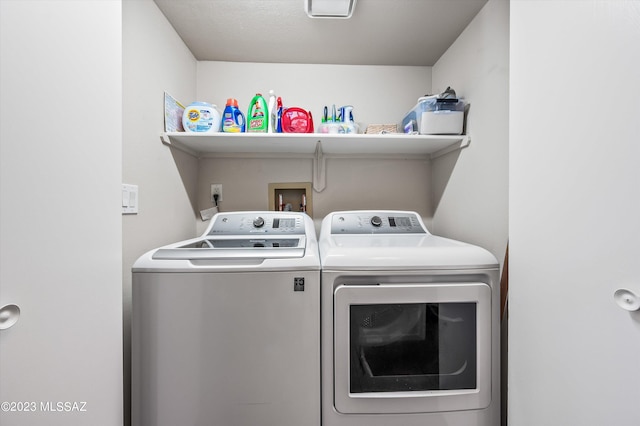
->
[122,0,198,424]
[196,156,431,234]
[431,0,509,265]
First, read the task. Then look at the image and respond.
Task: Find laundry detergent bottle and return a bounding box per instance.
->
[221,98,245,133]
[247,93,268,133]
[182,101,221,133]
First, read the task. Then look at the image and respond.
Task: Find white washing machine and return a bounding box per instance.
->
[319,211,500,426]
[132,211,320,426]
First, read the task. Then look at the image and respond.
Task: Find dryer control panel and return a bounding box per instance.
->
[330,211,426,234]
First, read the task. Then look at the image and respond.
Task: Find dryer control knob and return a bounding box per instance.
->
[253,217,265,228]
[371,216,383,227]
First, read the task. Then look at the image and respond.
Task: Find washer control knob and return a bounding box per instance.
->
[253,217,265,228]
[371,216,383,227]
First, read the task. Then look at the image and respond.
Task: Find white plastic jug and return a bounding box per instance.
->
[182,102,221,133]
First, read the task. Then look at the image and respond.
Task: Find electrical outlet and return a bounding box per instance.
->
[211,184,223,202]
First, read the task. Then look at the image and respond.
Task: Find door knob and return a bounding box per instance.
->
[0,304,20,330]
[614,289,640,312]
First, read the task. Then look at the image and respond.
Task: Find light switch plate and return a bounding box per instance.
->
[122,184,139,214]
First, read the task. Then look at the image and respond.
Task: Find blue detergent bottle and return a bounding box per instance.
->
[221,98,245,133]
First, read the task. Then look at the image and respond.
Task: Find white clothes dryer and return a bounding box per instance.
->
[319,211,500,426]
[132,211,320,426]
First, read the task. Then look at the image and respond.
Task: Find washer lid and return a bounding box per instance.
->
[152,236,306,260]
[133,211,320,271]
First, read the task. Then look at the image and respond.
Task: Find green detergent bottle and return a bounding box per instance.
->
[247,93,268,133]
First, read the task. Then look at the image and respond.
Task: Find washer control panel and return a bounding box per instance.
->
[208,213,305,235]
[331,212,426,234]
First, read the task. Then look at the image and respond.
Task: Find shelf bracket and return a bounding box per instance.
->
[160,133,170,145]
[430,135,471,159]
[160,132,200,157]
[313,141,326,193]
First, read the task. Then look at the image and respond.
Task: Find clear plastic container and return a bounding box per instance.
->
[401,97,465,135]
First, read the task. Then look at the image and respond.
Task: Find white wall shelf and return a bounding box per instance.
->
[160,132,470,192]
[160,132,469,159]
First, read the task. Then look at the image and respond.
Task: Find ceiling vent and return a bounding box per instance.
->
[305,0,357,19]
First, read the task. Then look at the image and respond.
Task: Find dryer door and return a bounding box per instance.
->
[334,282,491,414]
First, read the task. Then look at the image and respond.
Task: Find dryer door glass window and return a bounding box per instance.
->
[333,282,492,414]
[349,302,476,393]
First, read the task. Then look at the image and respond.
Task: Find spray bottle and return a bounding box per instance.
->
[267,90,277,133]
[276,97,283,133]
[340,105,355,133]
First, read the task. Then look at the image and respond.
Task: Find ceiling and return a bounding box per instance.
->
[153,0,488,66]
